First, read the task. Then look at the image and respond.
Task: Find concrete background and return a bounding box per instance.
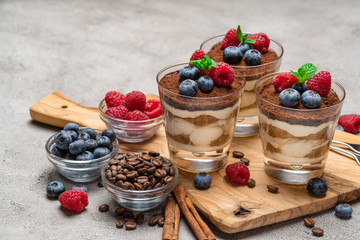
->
[1,0,359,239]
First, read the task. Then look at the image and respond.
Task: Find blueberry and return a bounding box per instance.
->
[279,88,301,107]
[50,145,64,157]
[307,178,328,197]
[223,46,243,64]
[336,124,344,131]
[244,49,262,66]
[69,140,87,155]
[76,151,94,160]
[63,123,80,135]
[301,90,321,109]
[101,129,116,142]
[97,136,111,148]
[47,181,65,198]
[335,203,353,219]
[78,132,90,141]
[107,143,113,152]
[57,130,77,141]
[82,128,97,139]
[238,42,252,54]
[55,132,73,151]
[194,172,212,190]
[197,76,214,93]
[85,139,98,152]
[179,66,200,82]
[93,147,110,159]
[72,184,88,192]
[63,152,76,160]
[179,79,198,97]
[292,83,308,94]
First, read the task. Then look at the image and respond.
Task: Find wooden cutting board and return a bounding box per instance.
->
[30,91,360,234]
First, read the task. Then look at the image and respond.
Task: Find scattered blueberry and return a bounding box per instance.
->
[82,128,97,139]
[63,152,76,160]
[72,184,88,192]
[55,132,73,151]
[279,88,301,107]
[179,65,200,82]
[194,172,212,190]
[238,42,252,54]
[244,49,262,66]
[101,129,116,142]
[301,90,321,109]
[85,139,98,152]
[307,178,328,197]
[93,147,111,159]
[336,124,344,131]
[69,140,87,155]
[335,203,353,219]
[78,132,91,141]
[76,151,94,160]
[198,76,214,93]
[223,46,243,64]
[47,181,65,198]
[97,136,111,148]
[50,145,64,157]
[292,83,308,94]
[179,79,198,97]
[63,123,80,135]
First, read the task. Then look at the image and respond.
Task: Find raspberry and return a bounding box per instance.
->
[273,73,299,93]
[105,91,125,108]
[225,162,250,185]
[58,189,88,212]
[124,91,146,111]
[307,71,331,97]
[144,99,163,119]
[248,33,270,54]
[190,49,206,61]
[220,28,240,50]
[124,110,150,121]
[105,105,129,119]
[338,114,360,134]
[208,62,235,86]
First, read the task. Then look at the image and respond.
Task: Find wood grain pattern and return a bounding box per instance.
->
[30,91,360,234]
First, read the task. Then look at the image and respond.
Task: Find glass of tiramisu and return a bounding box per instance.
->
[157,62,245,172]
[255,66,345,184]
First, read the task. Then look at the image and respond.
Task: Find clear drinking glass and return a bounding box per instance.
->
[255,73,345,184]
[200,34,284,137]
[157,63,245,172]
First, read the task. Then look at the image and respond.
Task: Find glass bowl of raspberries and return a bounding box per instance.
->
[98,91,164,143]
[45,123,119,182]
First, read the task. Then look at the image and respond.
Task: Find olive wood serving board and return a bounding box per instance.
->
[30,91,360,234]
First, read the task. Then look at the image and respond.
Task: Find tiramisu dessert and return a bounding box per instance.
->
[255,63,345,184]
[157,55,245,172]
[200,25,283,136]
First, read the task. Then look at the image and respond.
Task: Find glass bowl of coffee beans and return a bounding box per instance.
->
[45,123,119,182]
[101,152,178,211]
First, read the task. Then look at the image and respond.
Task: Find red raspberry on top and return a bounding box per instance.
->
[190,49,206,61]
[105,105,129,119]
[248,33,270,54]
[220,28,240,50]
[225,162,250,185]
[124,91,146,111]
[273,73,299,93]
[144,99,163,119]
[125,110,150,121]
[105,91,125,108]
[208,62,235,86]
[307,71,331,97]
[338,114,360,134]
[58,189,88,212]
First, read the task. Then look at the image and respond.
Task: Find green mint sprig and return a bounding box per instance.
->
[190,55,216,71]
[236,25,255,44]
[290,63,317,83]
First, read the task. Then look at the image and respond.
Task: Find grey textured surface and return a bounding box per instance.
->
[1,0,359,239]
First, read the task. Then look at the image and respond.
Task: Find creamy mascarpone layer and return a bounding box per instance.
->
[168,136,230,152]
[240,91,256,108]
[244,79,257,91]
[266,151,326,164]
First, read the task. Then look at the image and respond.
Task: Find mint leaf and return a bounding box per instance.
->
[244,39,255,44]
[190,55,216,71]
[290,63,317,83]
[235,25,256,44]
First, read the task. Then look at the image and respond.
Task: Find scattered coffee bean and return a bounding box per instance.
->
[98,204,109,212]
[97,179,104,187]
[158,217,165,227]
[241,158,250,166]
[312,227,324,237]
[123,210,134,219]
[125,221,137,230]
[232,151,244,159]
[148,214,160,226]
[304,217,315,228]
[136,213,144,224]
[247,178,256,188]
[267,185,279,193]
[114,207,126,216]
[116,219,125,228]
[149,151,160,157]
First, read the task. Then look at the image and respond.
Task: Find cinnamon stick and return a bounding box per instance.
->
[172,202,180,240]
[163,196,175,240]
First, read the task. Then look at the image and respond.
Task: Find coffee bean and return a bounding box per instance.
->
[164,176,174,184]
[123,210,134,219]
[135,162,145,169]
[148,166,156,174]
[125,221,137,230]
[134,182,144,190]
[129,160,140,166]
[137,167,148,174]
[137,176,148,184]
[116,219,124,228]
[267,185,279,193]
[111,170,117,177]
[120,182,130,190]
[109,159,119,165]
[142,154,151,161]
[98,204,109,212]
[148,214,160,226]
[149,151,160,157]
[114,207,126,216]
[241,158,250,166]
[312,227,324,237]
[128,182,135,190]
[158,217,165,227]
[136,213,144,224]
[233,151,244,158]
[152,159,163,168]
[126,171,137,179]
[154,169,163,178]
[169,167,175,176]
[247,178,256,188]
[97,179,104,187]
[304,217,315,228]
[116,174,127,181]
[110,165,117,171]
[154,182,162,189]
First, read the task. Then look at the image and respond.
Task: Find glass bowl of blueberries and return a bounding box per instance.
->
[45,123,119,182]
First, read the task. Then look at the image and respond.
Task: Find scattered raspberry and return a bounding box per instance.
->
[273,73,299,93]
[220,28,240,50]
[124,91,146,111]
[190,49,206,61]
[307,71,331,97]
[105,105,129,119]
[105,91,125,108]
[248,33,270,54]
[58,189,88,212]
[124,110,150,121]
[225,162,250,185]
[208,62,235,86]
[338,114,360,134]
[144,99,163,119]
